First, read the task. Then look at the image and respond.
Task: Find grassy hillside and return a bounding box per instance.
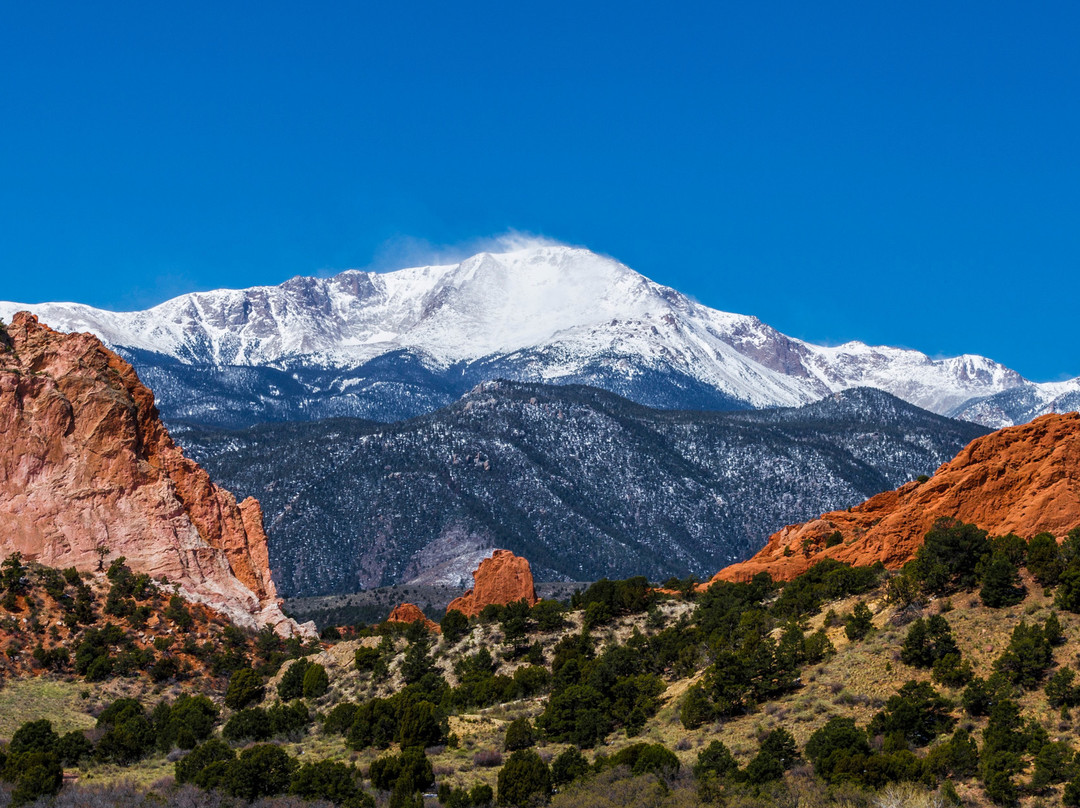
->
[4,521,1080,807]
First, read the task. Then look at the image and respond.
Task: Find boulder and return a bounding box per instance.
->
[386,602,439,632]
[446,549,538,618]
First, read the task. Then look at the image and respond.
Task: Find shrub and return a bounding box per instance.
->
[290,759,373,808]
[223,707,272,742]
[278,658,312,700]
[302,662,329,698]
[551,746,589,786]
[497,749,552,807]
[56,730,94,766]
[1028,532,1064,586]
[441,609,470,644]
[7,752,62,806]
[912,518,988,594]
[805,717,871,783]
[844,602,874,641]
[504,718,536,751]
[95,698,155,764]
[225,743,297,800]
[979,552,1025,608]
[9,719,59,756]
[743,728,799,784]
[370,747,433,792]
[868,680,955,747]
[994,620,1054,689]
[900,615,959,668]
[175,738,236,786]
[1047,668,1080,708]
[323,702,360,734]
[225,668,265,710]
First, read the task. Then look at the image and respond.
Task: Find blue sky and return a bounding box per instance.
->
[2,2,1078,381]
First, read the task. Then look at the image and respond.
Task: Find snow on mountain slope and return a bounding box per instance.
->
[949,377,1080,429]
[0,243,1048,425]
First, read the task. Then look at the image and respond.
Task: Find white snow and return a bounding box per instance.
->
[0,243,1061,420]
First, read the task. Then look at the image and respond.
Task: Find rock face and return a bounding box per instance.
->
[386,603,439,632]
[714,412,1080,583]
[446,550,538,618]
[0,312,311,636]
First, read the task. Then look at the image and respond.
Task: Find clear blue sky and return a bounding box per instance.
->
[3,2,1078,381]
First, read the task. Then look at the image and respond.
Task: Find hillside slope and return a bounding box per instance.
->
[716,411,1080,583]
[176,382,988,597]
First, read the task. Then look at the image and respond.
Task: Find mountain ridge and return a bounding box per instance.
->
[174,380,989,597]
[3,244,1067,428]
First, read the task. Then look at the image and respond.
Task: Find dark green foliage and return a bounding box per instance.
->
[1032,741,1075,790]
[441,609,470,643]
[551,746,589,786]
[225,743,297,800]
[694,740,738,781]
[225,667,265,710]
[512,665,551,697]
[497,749,551,807]
[223,707,272,742]
[1027,532,1064,586]
[572,577,652,625]
[395,700,445,748]
[932,653,974,688]
[500,600,532,641]
[165,594,194,628]
[268,700,311,738]
[994,619,1054,688]
[95,698,155,764]
[805,717,871,783]
[869,680,956,747]
[355,645,382,672]
[369,747,433,792]
[303,662,330,698]
[56,731,94,766]
[843,602,874,641]
[531,600,567,632]
[900,615,959,668]
[175,739,236,787]
[278,658,312,700]
[979,552,1025,608]
[323,702,360,734]
[504,718,536,751]
[962,674,1009,717]
[743,728,799,785]
[606,743,680,779]
[9,719,59,756]
[6,752,62,806]
[290,759,373,808]
[825,531,843,548]
[1047,668,1080,708]
[538,684,609,747]
[346,697,399,750]
[155,693,219,751]
[924,728,979,779]
[770,560,881,619]
[912,518,989,594]
[401,634,434,684]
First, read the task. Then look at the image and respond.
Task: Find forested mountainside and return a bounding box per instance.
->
[176,383,988,598]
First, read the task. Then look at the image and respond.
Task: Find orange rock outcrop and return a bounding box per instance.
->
[712,411,1080,584]
[446,549,538,618]
[0,312,311,636]
[386,602,440,632]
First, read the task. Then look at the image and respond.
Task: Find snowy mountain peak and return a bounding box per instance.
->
[0,243,1066,427]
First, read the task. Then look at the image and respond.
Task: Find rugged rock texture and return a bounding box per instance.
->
[446,550,538,618]
[714,412,1080,583]
[0,312,311,636]
[386,603,439,632]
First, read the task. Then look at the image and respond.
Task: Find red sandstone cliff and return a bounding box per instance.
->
[387,602,440,632]
[446,549,538,618]
[0,312,311,636]
[713,412,1080,584]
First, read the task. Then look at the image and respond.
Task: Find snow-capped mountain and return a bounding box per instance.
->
[949,378,1080,429]
[0,243,1061,427]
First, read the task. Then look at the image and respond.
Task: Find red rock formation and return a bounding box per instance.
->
[711,412,1080,584]
[386,602,439,632]
[0,312,311,636]
[446,549,538,618]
